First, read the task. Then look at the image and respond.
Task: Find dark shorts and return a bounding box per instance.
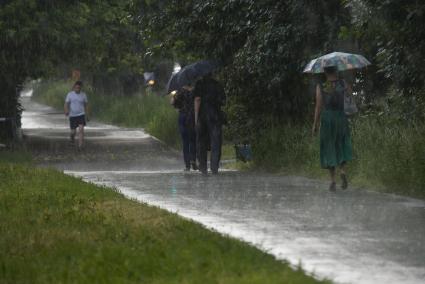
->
[69,115,86,129]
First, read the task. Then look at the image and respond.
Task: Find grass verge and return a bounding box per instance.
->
[0,148,32,164]
[0,162,328,284]
[32,80,181,148]
[31,80,237,160]
[251,118,425,199]
[29,80,424,198]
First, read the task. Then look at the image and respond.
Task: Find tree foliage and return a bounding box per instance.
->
[1,0,424,142]
[142,0,352,141]
[141,0,425,138]
[0,0,143,139]
[350,0,425,95]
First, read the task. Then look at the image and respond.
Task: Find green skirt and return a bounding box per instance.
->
[320,110,352,169]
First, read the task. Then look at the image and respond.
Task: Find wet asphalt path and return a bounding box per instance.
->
[21,94,425,284]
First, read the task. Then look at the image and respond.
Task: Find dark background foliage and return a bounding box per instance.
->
[1,0,425,141]
[143,0,353,141]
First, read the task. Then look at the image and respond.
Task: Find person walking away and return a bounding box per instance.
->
[64,81,89,150]
[312,66,353,191]
[170,86,198,171]
[194,73,226,175]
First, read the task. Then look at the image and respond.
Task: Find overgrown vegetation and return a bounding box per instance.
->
[142,0,425,197]
[0,163,328,284]
[31,80,237,159]
[0,0,145,140]
[0,149,32,164]
[32,81,180,147]
[251,118,425,198]
[4,1,425,129]
[3,1,425,197]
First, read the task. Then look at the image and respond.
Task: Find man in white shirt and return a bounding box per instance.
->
[64,81,89,149]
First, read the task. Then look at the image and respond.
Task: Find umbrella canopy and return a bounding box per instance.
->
[166,72,180,94]
[303,52,371,74]
[144,72,155,83]
[166,60,219,94]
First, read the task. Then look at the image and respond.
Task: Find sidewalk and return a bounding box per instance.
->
[22,96,425,284]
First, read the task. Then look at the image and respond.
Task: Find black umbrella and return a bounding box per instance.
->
[166,60,219,94]
[178,60,219,86]
[166,72,181,94]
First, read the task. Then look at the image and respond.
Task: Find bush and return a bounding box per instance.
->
[32,81,70,110]
[251,117,425,198]
[32,80,180,148]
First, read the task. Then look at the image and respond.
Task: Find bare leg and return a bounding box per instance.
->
[339,163,346,175]
[70,129,76,143]
[78,124,84,148]
[339,163,348,189]
[329,167,336,183]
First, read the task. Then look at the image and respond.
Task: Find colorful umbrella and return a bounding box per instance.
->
[303,52,371,74]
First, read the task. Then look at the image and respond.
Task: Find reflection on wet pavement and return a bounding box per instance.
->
[68,171,425,284]
[22,96,425,284]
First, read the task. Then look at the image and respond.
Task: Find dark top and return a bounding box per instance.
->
[172,89,194,114]
[319,79,346,111]
[194,77,225,106]
[194,77,226,122]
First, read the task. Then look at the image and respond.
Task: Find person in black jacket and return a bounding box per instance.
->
[194,73,226,175]
[171,86,197,171]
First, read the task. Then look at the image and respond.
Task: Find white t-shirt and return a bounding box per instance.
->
[65,91,88,117]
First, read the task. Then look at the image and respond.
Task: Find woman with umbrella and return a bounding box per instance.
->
[167,60,219,172]
[168,72,198,171]
[168,60,222,175]
[307,52,370,191]
[170,86,198,171]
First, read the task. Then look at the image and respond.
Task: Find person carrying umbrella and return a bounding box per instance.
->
[307,52,370,191]
[167,60,219,172]
[194,72,226,175]
[170,85,198,171]
[312,65,353,191]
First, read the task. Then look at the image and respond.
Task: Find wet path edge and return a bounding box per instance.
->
[21,94,425,284]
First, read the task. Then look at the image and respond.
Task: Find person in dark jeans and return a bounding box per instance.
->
[171,86,197,171]
[194,73,226,175]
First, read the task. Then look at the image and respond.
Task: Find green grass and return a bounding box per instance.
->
[250,118,425,199]
[0,162,328,284]
[221,144,236,161]
[349,117,425,197]
[30,80,425,198]
[31,80,241,158]
[0,148,32,164]
[32,80,181,147]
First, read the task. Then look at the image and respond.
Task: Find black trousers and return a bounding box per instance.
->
[197,118,222,174]
[178,112,196,168]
